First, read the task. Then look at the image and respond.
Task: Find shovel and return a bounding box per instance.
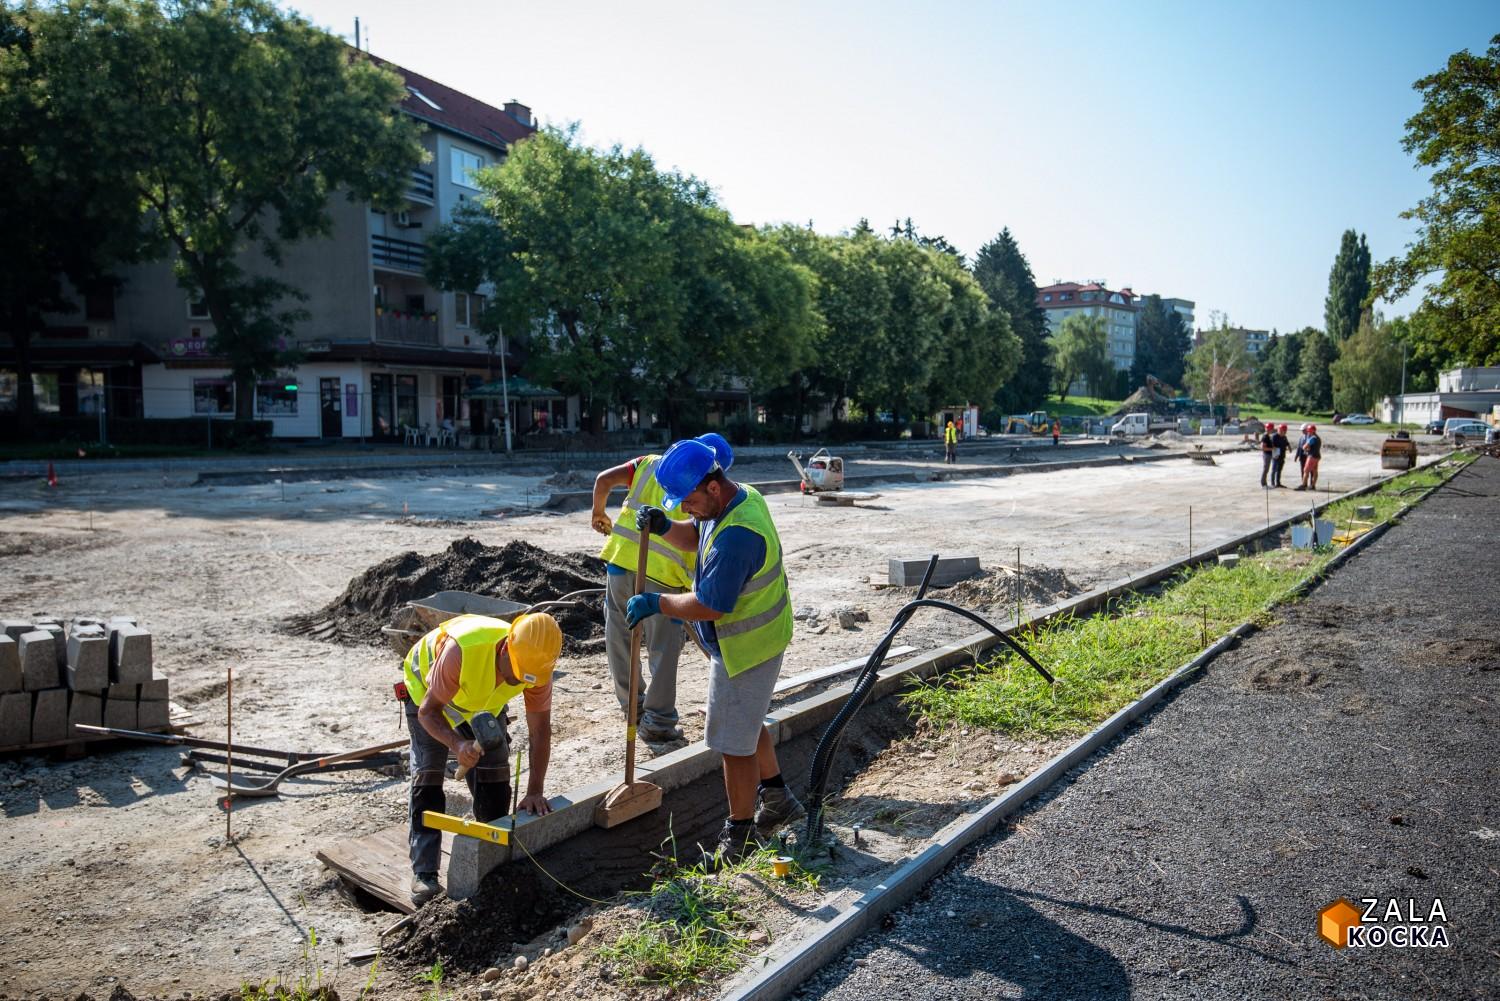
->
[211,739,409,799]
[594,534,664,828]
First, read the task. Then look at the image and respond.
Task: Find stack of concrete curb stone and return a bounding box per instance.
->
[0,616,166,748]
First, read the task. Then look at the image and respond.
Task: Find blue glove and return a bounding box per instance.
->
[625,592,662,628]
[636,505,669,536]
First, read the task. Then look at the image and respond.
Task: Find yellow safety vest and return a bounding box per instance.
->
[598,455,696,588]
[706,486,793,677]
[945,425,957,444]
[402,614,525,726]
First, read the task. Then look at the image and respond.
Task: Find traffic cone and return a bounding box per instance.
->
[46,462,57,488]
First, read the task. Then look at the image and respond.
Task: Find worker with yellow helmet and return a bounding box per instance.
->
[399,611,562,904]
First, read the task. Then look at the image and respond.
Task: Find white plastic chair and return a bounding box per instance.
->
[401,424,419,446]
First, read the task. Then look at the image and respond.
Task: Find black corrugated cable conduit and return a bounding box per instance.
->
[802,555,1055,846]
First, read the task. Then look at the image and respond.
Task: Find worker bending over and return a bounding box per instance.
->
[589,433,733,743]
[627,438,803,862]
[400,612,561,905]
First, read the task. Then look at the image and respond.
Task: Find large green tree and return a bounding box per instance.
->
[47,0,425,418]
[1330,312,1404,414]
[1325,229,1372,342]
[1051,313,1110,402]
[1373,34,1500,365]
[1252,329,1305,408]
[972,228,1052,412]
[1291,329,1336,412]
[1185,323,1253,408]
[0,1,149,430]
[923,251,1020,414]
[1130,294,1192,389]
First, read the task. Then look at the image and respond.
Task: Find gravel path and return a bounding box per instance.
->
[797,456,1500,1001]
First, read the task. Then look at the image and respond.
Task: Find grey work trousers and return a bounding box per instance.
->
[603,570,684,729]
[405,702,510,876]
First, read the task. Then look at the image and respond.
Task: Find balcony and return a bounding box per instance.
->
[375,310,439,345]
[372,233,426,273]
[407,168,435,204]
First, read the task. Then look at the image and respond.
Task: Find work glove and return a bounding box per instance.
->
[636,505,670,536]
[625,592,662,628]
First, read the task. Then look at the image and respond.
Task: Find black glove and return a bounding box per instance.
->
[636,505,669,536]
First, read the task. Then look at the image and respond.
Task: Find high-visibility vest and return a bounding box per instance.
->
[402,614,524,726]
[598,455,696,588]
[704,486,793,677]
[945,425,957,444]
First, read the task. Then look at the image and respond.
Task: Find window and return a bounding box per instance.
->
[77,369,105,415]
[188,298,210,319]
[1043,294,1052,302]
[193,378,234,415]
[455,292,485,328]
[450,148,484,189]
[407,86,442,111]
[395,374,419,430]
[256,381,298,417]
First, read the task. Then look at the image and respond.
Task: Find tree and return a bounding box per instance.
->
[1373,34,1500,365]
[1130,294,1192,389]
[49,0,425,418]
[0,1,149,430]
[1291,329,1336,412]
[1331,312,1405,413]
[972,228,1052,413]
[1051,314,1110,402]
[1325,229,1372,342]
[1252,329,1305,408]
[922,251,1020,414]
[1185,323,1253,408]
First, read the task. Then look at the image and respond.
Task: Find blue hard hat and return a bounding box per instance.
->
[656,439,720,510]
[695,432,734,471]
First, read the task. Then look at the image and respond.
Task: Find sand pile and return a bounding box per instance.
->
[927,564,1081,612]
[287,538,605,651]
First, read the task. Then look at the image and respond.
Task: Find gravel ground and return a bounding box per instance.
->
[797,456,1500,1001]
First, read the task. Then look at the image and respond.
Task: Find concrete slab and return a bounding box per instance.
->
[0,635,19,693]
[67,691,102,737]
[31,688,68,743]
[137,698,169,731]
[19,631,60,691]
[887,555,981,587]
[102,695,137,731]
[109,626,152,684]
[65,635,109,690]
[0,692,30,746]
[2,620,33,642]
[107,681,139,702]
[107,616,139,629]
[39,623,66,670]
[138,675,169,702]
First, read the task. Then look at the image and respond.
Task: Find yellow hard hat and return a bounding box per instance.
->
[506,612,562,686]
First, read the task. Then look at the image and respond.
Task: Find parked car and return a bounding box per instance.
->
[1425,419,1444,435]
[1337,413,1377,425]
[1444,420,1490,443]
[1111,412,1150,436]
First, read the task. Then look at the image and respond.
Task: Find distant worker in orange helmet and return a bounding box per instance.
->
[1051,419,1061,447]
[399,611,563,905]
[1296,424,1322,491]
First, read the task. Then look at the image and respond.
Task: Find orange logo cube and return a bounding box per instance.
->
[1319,898,1362,948]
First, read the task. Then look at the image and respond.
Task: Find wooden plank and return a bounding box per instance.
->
[316,825,453,914]
[773,646,916,695]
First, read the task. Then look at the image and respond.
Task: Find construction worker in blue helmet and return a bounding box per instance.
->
[626,437,801,863]
[588,433,734,742]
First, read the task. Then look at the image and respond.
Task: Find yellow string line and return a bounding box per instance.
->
[510,830,613,906]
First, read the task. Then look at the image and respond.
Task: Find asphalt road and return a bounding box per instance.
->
[797,456,1500,1001]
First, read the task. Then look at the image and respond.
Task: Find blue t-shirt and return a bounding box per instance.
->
[691,487,766,657]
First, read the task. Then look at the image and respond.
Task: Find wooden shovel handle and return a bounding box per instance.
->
[625,532,650,784]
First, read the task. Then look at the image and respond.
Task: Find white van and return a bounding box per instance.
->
[1111,413,1150,436]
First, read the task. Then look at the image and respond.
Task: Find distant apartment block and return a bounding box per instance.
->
[4,55,556,441]
[1035,281,1138,373]
[1191,326,1270,358]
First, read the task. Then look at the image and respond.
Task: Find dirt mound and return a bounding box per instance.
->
[387,863,582,975]
[925,564,1081,612]
[286,538,605,651]
[542,469,592,490]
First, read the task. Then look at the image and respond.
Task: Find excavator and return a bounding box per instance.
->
[1002,410,1051,435]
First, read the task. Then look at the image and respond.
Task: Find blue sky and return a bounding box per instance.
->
[287,0,1493,333]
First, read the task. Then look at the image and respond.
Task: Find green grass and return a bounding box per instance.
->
[598,843,821,989]
[1046,394,1125,417]
[904,455,1472,737]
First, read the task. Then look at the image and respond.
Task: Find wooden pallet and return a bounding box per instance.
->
[0,700,198,756]
[317,824,454,913]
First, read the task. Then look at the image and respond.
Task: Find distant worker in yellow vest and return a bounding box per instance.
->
[628,438,801,863]
[400,612,561,905]
[590,433,733,743]
[944,420,958,464]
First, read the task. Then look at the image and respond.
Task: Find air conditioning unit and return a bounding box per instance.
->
[394,210,415,228]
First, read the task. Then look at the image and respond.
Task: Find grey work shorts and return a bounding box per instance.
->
[705,651,782,757]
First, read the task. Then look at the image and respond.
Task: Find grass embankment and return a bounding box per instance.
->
[1046,394,1124,417]
[905,456,1472,737]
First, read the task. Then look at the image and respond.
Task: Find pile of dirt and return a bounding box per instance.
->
[541,469,592,490]
[285,538,606,651]
[387,863,582,975]
[928,564,1081,613]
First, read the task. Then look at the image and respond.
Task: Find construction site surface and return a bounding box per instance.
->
[0,428,1481,1000]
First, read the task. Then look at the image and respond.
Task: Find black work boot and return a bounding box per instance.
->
[754,785,806,840]
[711,818,759,868]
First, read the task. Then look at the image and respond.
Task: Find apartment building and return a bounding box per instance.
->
[1035,281,1138,372]
[1190,327,1270,359]
[7,56,558,441]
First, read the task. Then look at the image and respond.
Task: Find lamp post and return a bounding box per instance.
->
[1398,343,1407,426]
[497,328,513,454]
